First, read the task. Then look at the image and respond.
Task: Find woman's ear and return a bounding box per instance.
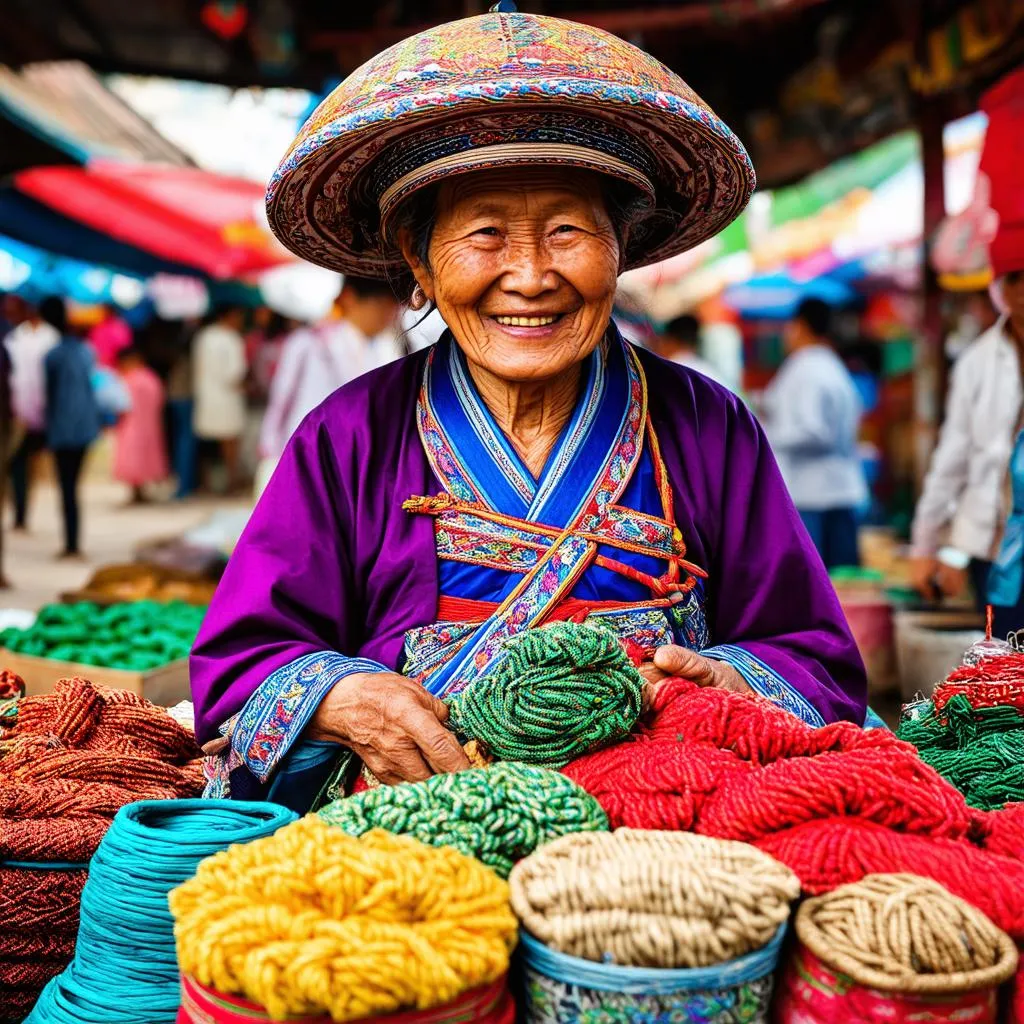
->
[396,228,436,303]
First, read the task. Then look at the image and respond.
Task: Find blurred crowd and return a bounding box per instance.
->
[0,276,405,559]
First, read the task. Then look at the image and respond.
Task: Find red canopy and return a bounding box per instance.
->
[14,161,292,279]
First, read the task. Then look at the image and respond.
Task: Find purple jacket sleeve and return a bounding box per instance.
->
[190,413,369,748]
[702,398,867,724]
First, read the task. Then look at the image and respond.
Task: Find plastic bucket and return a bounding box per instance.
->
[519,925,786,1023]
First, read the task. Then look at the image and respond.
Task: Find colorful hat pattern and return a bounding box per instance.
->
[266,10,755,275]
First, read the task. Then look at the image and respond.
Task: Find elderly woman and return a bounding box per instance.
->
[192,7,866,808]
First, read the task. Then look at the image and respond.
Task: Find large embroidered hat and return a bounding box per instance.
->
[266,9,755,276]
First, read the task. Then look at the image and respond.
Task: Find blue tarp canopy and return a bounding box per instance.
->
[0,231,145,306]
[723,271,858,320]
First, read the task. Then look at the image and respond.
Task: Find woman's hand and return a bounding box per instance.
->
[640,645,752,697]
[306,671,470,785]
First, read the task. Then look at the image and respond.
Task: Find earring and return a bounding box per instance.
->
[409,284,427,311]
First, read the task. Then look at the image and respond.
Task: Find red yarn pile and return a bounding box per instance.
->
[0,676,203,1021]
[562,677,1024,942]
[934,656,1024,712]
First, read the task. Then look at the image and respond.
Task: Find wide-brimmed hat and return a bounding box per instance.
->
[266,9,755,276]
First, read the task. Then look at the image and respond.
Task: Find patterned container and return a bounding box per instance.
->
[773,945,1000,1024]
[519,925,786,1024]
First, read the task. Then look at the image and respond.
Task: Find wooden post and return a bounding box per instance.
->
[914,96,948,489]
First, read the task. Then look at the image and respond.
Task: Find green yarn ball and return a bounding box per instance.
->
[319,761,609,877]
[445,621,644,768]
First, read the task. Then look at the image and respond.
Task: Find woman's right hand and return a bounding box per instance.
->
[910,555,940,600]
[306,671,470,785]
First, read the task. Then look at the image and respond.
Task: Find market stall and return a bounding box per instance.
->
[3,621,1024,1023]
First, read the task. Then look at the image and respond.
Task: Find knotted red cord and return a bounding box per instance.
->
[697,746,974,843]
[562,739,747,830]
[754,817,1024,938]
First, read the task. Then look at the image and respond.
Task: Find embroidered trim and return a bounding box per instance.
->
[701,643,826,727]
[229,652,388,782]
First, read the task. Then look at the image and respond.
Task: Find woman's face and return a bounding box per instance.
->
[400,168,621,383]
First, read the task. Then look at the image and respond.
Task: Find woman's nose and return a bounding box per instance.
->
[499,240,558,296]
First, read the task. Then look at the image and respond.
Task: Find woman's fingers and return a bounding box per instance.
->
[406,706,471,774]
[359,742,433,786]
[652,644,715,683]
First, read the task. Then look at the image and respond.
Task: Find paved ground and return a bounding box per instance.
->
[0,469,249,613]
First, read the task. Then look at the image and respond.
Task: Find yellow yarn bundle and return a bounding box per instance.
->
[169,816,518,1022]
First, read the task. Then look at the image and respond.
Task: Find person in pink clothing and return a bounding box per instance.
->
[88,304,133,369]
[113,347,170,503]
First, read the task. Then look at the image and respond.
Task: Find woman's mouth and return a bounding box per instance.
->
[492,314,561,327]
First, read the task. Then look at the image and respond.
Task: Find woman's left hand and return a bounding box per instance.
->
[640,645,752,696]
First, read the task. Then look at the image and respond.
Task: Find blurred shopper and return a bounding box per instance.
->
[42,297,99,559]
[193,306,247,492]
[5,298,58,531]
[167,323,197,499]
[910,280,1024,605]
[660,314,725,385]
[87,303,133,368]
[762,298,867,569]
[259,277,399,463]
[113,347,169,503]
[956,265,1024,632]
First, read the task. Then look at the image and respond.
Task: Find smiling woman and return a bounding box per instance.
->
[190,8,868,809]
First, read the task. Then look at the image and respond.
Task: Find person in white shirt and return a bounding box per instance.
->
[762,298,868,569]
[4,299,58,530]
[659,313,727,387]
[193,305,248,492]
[260,277,400,463]
[910,281,1024,605]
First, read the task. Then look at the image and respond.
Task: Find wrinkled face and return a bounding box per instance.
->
[1005,271,1024,323]
[399,168,621,383]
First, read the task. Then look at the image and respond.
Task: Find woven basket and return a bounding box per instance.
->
[518,925,786,1024]
[177,974,515,1024]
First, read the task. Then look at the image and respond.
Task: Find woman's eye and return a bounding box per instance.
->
[473,226,500,237]
[553,224,579,234]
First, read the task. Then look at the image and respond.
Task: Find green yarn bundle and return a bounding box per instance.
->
[445,621,644,768]
[0,601,206,672]
[899,694,1024,811]
[319,761,609,878]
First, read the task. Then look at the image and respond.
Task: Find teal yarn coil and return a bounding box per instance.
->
[445,621,645,768]
[25,799,296,1024]
[320,761,609,878]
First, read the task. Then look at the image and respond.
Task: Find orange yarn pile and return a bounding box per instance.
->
[0,676,203,1021]
[562,678,1024,943]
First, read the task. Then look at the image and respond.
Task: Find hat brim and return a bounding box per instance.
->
[266,81,755,277]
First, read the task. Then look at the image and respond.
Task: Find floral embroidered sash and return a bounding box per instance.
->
[405,327,704,697]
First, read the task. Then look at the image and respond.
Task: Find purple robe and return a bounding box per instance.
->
[191,343,866,795]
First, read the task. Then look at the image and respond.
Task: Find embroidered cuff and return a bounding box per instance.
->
[230,652,389,783]
[702,643,825,727]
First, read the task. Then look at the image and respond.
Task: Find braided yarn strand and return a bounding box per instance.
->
[509,829,799,969]
[319,761,607,877]
[795,873,1018,993]
[170,817,518,1023]
[445,622,644,767]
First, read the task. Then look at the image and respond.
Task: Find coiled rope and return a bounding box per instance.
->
[445,622,644,767]
[509,829,799,969]
[26,799,295,1024]
[795,873,1018,993]
[170,817,518,1023]
[320,761,607,877]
